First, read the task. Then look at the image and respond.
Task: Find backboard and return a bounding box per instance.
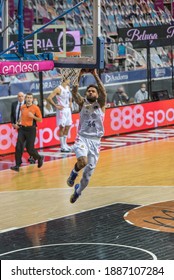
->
[0,0,104,70]
[33,0,104,69]
[51,0,104,69]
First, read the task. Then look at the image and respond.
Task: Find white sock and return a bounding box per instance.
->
[73,168,78,174]
[64,135,71,150]
[76,183,81,195]
[63,135,68,146]
[60,136,65,149]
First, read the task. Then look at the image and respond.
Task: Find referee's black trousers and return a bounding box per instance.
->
[15,126,41,166]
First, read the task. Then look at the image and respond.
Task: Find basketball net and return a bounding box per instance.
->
[60,68,81,86]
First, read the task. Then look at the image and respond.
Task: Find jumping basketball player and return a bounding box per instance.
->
[67,69,107,203]
[47,77,72,152]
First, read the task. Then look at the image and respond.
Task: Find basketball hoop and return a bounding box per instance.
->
[60,68,81,85]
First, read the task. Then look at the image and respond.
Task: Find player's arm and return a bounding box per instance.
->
[69,97,73,110]
[68,88,72,110]
[92,69,107,111]
[47,88,63,110]
[72,70,84,109]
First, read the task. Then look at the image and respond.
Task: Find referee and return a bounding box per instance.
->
[11,93,44,172]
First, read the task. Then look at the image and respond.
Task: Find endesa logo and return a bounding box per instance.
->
[108,101,174,133]
[0,61,54,75]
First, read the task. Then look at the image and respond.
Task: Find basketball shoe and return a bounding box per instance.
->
[67,170,78,187]
[61,146,71,152]
[65,144,72,152]
[70,184,80,203]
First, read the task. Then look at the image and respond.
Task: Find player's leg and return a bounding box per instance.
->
[57,109,71,152]
[67,136,88,187]
[67,156,87,187]
[70,154,98,203]
[59,125,67,151]
[63,108,72,151]
[78,154,97,194]
[63,125,71,151]
[70,139,100,203]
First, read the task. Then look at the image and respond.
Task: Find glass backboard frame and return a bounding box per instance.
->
[53,0,104,69]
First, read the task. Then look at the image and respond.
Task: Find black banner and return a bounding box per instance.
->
[118,24,174,47]
[8,31,80,53]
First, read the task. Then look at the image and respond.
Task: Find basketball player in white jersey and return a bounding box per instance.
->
[47,77,72,152]
[67,69,107,203]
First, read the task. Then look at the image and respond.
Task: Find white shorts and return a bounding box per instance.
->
[73,135,101,168]
[56,107,72,127]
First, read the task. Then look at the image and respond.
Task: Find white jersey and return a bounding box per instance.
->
[78,99,104,139]
[56,85,71,108]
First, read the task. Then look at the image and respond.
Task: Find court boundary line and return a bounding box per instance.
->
[0,242,157,260]
[0,185,172,194]
[1,196,174,233]
[0,201,138,233]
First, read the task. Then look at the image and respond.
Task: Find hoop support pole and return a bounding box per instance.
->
[0,0,87,56]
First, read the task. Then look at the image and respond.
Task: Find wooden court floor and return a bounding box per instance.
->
[0,127,174,259]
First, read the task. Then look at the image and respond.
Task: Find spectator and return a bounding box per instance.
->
[10,75,21,83]
[43,98,54,116]
[112,59,120,71]
[0,76,3,84]
[2,75,10,83]
[11,91,25,129]
[125,38,134,56]
[33,97,40,107]
[16,73,27,81]
[112,86,129,106]
[117,37,126,57]
[134,83,149,103]
[116,38,126,71]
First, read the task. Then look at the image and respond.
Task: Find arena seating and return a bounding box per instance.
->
[0,0,174,71]
[1,1,173,37]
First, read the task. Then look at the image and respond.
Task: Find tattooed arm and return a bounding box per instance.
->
[92,69,107,112]
[72,71,85,110]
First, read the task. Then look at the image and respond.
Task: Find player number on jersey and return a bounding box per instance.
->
[88,120,96,127]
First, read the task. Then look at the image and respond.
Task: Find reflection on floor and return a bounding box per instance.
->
[1,203,173,260]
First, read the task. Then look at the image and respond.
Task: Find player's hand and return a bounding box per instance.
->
[80,68,93,74]
[90,69,98,75]
[80,69,87,76]
[56,105,64,110]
